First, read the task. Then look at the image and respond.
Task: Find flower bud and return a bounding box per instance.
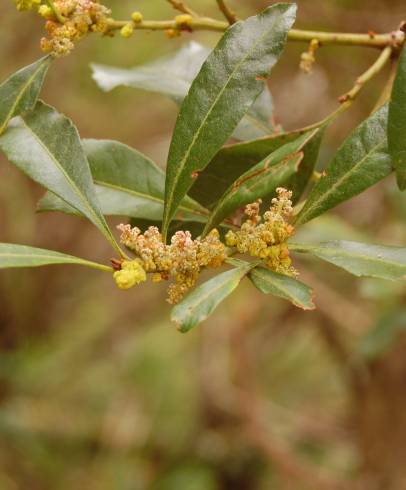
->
[113,260,146,290]
[120,23,134,38]
[131,11,143,23]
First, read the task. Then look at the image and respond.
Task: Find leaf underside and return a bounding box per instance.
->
[171,262,254,332]
[0,56,51,135]
[0,243,107,271]
[290,240,406,281]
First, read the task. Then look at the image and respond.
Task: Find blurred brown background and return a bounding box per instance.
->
[1,1,406,489]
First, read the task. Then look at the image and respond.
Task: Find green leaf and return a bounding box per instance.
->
[231,87,274,141]
[202,130,318,234]
[290,240,406,280]
[171,262,254,332]
[357,310,406,360]
[388,44,406,190]
[38,139,208,222]
[91,41,274,142]
[0,243,111,272]
[0,102,121,255]
[189,128,320,209]
[249,266,315,310]
[92,41,211,100]
[162,3,297,238]
[285,128,324,204]
[295,104,392,226]
[0,56,51,135]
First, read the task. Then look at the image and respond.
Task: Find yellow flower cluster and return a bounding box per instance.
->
[14,0,41,10]
[113,260,147,290]
[39,0,111,56]
[225,188,297,276]
[117,225,226,304]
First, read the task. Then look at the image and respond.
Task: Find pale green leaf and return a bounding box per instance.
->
[0,243,111,272]
[91,41,274,142]
[290,240,406,280]
[0,56,51,135]
[0,102,121,254]
[249,266,315,309]
[171,262,254,332]
[38,139,208,222]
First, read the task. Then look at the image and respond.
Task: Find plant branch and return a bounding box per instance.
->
[166,0,198,17]
[216,0,237,25]
[303,45,393,131]
[106,16,405,49]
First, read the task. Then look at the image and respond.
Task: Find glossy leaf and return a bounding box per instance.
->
[249,266,315,309]
[189,128,320,208]
[38,139,208,222]
[295,104,392,226]
[231,87,274,141]
[0,243,111,272]
[204,152,301,234]
[202,130,317,234]
[171,262,254,332]
[162,4,297,238]
[388,44,406,190]
[0,102,121,254]
[290,240,406,280]
[92,41,274,142]
[0,56,51,135]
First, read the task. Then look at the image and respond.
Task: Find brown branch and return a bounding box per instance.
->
[166,0,198,16]
[216,0,237,24]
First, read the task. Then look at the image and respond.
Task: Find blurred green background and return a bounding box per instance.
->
[1,1,406,489]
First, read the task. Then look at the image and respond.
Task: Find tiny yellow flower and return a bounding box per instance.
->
[120,23,134,38]
[38,4,54,19]
[131,11,143,23]
[113,260,146,290]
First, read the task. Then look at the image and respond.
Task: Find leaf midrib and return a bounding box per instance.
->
[96,180,208,218]
[165,11,285,223]
[251,269,311,307]
[290,243,406,270]
[20,116,109,236]
[173,266,251,325]
[0,58,48,135]
[298,138,388,223]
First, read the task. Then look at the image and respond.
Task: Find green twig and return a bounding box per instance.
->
[45,0,66,23]
[106,17,405,49]
[303,46,393,131]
